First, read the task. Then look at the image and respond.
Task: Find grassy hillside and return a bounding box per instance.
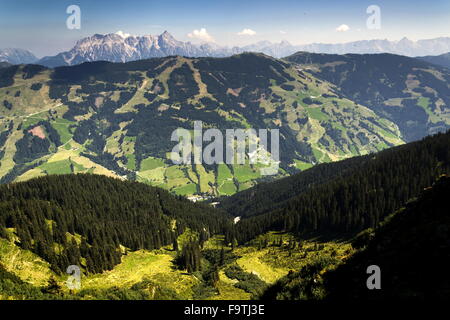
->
[0,223,349,300]
[0,54,407,196]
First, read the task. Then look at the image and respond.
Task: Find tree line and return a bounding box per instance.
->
[0,174,232,274]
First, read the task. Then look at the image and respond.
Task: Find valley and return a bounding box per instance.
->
[0,129,449,300]
[3,51,447,197]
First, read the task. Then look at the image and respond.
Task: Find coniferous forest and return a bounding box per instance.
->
[261,175,450,300]
[223,131,450,243]
[0,174,231,274]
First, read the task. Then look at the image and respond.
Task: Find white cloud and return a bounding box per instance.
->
[335,24,350,32]
[237,28,256,36]
[187,28,214,42]
[279,30,287,35]
[116,30,131,38]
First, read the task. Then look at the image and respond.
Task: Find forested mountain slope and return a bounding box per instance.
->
[261,175,450,300]
[219,154,371,218]
[0,62,12,69]
[0,53,407,196]
[0,174,231,274]
[418,52,450,69]
[226,130,450,243]
[284,52,450,142]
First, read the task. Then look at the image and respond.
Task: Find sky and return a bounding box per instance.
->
[0,0,449,57]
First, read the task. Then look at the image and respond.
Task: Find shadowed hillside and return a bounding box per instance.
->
[261,175,450,300]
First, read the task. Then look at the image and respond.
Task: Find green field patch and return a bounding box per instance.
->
[294,159,313,171]
[236,232,353,285]
[311,147,331,162]
[217,164,233,184]
[208,273,251,300]
[138,167,165,182]
[376,141,389,150]
[125,154,136,170]
[306,107,328,121]
[233,164,260,183]
[83,249,198,299]
[165,165,186,179]
[167,177,191,189]
[51,118,74,145]
[39,159,73,175]
[195,164,215,193]
[140,156,166,171]
[238,181,254,191]
[123,135,135,143]
[417,97,440,123]
[22,116,45,129]
[173,183,198,196]
[349,144,359,156]
[235,248,287,284]
[218,180,237,195]
[71,161,87,173]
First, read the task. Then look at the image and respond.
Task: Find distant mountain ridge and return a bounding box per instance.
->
[284,51,450,141]
[292,37,450,57]
[0,48,37,65]
[37,33,450,67]
[418,52,450,69]
[3,31,449,66]
[37,31,240,67]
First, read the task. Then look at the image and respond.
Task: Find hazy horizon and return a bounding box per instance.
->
[1,0,449,57]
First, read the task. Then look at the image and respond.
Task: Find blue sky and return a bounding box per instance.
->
[0,0,449,57]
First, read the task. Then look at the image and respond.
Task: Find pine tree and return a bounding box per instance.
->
[219,247,225,266]
[173,237,179,252]
[43,276,62,295]
[231,238,238,251]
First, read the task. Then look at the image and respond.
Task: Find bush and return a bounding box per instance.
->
[224,265,267,297]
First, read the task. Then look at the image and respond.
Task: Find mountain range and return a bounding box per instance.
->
[1,32,450,66]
